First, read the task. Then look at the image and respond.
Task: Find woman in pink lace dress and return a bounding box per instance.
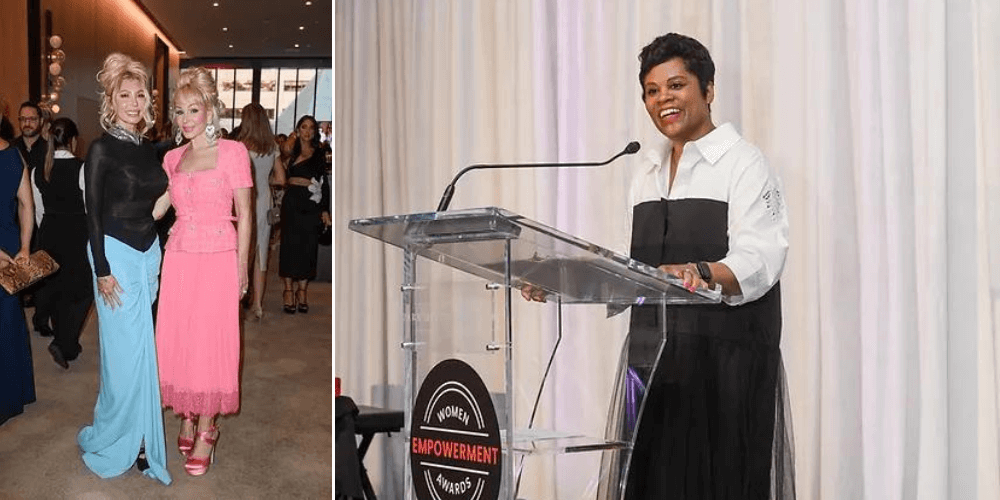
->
[153,67,252,476]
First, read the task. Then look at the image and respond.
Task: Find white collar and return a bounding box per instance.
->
[645,122,742,172]
[53,150,75,159]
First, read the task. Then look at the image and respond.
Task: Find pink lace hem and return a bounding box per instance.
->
[161,385,240,416]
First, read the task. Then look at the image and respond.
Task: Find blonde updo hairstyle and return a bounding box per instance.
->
[96,53,155,134]
[172,67,223,144]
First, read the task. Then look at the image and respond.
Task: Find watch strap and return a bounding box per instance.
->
[696,261,712,281]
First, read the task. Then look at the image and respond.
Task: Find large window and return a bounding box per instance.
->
[264,67,331,136]
[213,68,254,133]
[196,62,332,138]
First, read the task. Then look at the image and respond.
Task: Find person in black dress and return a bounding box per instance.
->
[275,115,330,314]
[31,117,93,369]
[620,33,794,499]
[0,122,36,426]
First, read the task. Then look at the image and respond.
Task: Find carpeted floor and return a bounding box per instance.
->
[0,254,332,499]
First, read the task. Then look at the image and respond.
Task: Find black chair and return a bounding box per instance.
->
[336,396,404,500]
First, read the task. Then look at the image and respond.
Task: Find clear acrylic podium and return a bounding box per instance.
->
[349,207,721,499]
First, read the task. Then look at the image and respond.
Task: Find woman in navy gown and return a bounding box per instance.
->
[0,119,37,426]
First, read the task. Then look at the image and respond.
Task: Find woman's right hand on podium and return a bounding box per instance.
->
[520,284,548,303]
[660,263,705,293]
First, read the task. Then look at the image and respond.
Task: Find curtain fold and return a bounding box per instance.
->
[335,0,1000,497]
[973,0,1000,497]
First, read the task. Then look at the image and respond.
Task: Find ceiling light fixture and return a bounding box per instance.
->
[222,27,228,31]
[212,2,219,6]
[299,26,305,30]
[228,44,234,49]
[305,1,312,5]
[294,44,300,48]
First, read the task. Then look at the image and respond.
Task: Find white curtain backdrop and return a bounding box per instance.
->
[335,0,1000,498]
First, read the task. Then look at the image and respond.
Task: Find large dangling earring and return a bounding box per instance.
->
[205,123,217,141]
[175,129,183,145]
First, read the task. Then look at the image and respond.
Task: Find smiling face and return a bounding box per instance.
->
[642,57,715,143]
[174,91,209,141]
[113,78,148,132]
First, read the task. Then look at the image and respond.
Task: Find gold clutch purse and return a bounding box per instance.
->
[0,250,60,295]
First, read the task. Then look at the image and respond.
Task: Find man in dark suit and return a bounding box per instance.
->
[13,101,51,336]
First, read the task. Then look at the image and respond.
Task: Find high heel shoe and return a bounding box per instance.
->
[297,289,309,313]
[283,289,296,314]
[178,415,196,457]
[135,446,150,472]
[184,426,219,476]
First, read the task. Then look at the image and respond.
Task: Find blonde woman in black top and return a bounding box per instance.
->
[77,52,171,485]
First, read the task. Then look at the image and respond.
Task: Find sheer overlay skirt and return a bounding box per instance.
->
[624,329,795,500]
[156,249,241,416]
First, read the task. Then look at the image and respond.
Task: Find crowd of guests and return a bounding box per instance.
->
[0,53,331,483]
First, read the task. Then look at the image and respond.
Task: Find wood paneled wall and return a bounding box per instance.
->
[0,0,180,148]
[0,2,29,133]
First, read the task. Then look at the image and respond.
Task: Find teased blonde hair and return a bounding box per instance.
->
[96,53,155,134]
[171,67,223,143]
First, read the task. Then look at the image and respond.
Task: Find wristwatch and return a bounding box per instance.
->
[695,261,712,282]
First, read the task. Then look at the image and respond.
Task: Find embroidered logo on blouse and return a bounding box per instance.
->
[763,185,784,222]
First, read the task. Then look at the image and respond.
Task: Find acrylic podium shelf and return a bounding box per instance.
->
[349,207,720,499]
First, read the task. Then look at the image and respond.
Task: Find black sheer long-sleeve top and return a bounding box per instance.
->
[84,133,168,277]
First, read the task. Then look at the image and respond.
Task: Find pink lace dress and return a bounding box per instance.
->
[156,139,252,416]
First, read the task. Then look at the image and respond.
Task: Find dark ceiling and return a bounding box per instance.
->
[135,0,332,60]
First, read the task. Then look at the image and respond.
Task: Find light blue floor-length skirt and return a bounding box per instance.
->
[78,236,171,485]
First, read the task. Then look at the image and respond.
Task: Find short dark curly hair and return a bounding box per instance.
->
[638,33,715,98]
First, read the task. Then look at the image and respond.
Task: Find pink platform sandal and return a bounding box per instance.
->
[178,415,196,457]
[184,426,219,476]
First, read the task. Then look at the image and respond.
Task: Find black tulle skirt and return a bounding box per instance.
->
[624,298,795,500]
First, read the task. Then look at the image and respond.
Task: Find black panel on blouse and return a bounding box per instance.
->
[84,134,168,277]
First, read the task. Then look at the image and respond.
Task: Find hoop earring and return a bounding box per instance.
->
[175,129,183,145]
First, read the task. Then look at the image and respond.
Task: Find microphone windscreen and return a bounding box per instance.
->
[624,141,641,154]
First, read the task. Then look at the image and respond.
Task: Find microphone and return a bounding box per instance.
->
[435,141,641,212]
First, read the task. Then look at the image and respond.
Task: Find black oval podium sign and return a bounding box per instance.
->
[410,359,502,500]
